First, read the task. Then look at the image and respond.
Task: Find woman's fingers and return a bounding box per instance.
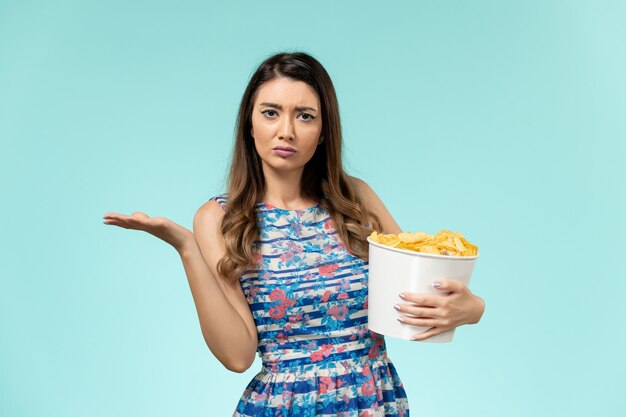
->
[103,212,150,221]
[397,316,437,327]
[399,292,445,308]
[102,213,127,221]
[394,302,453,328]
[102,212,155,231]
[394,303,441,318]
[102,212,192,251]
[410,327,448,341]
[103,218,125,228]
[397,313,452,328]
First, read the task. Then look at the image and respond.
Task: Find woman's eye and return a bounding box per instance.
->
[262,110,277,117]
[299,113,316,121]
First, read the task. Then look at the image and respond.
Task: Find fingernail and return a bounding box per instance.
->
[393,304,401,311]
[399,293,406,299]
[432,281,441,288]
[397,317,405,323]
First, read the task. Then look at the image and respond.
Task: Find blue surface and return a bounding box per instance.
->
[1,1,624,416]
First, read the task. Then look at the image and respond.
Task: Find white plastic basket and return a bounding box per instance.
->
[367,237,479,343]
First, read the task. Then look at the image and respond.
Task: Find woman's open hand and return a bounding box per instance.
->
[102,211,194,253]
[394,279,485,341]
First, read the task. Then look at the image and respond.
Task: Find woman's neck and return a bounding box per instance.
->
[261,166,316,210]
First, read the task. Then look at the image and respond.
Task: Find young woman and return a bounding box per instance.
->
[103,52,485,416]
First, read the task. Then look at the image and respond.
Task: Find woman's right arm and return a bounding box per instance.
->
[179,199,258,373]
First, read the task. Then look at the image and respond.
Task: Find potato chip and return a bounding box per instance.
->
[397,232,429,243]
[369,230,478,256]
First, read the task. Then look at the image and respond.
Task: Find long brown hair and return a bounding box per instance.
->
[217,52,382,286]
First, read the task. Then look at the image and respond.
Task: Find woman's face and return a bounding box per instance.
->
[250,77,323,177]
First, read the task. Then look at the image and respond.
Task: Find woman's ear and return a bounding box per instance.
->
[318,135,324,145]
[250,127,255,139]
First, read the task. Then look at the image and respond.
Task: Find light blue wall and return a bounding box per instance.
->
[1,1,624,416]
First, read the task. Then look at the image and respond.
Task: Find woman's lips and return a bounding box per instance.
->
[273,147,296,157]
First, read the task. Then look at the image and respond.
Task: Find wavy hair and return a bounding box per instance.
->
[217,52,382,285]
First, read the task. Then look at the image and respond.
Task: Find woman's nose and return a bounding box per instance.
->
[278,118,295,141]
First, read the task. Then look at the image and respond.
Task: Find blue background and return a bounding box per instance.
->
[1,0,625,416]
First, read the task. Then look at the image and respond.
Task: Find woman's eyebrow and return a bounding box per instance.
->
[258,102,318,112]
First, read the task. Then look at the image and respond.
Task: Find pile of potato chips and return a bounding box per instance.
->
[369,230,478,256]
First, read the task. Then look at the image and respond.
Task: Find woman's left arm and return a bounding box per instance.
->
[351,176,486,341]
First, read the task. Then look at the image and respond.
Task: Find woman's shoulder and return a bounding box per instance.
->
[193,194,229,243]
[347,175,373,202]
[208,193,228,211]
[194,193,228,226]
[197,192,228,213]
[346,175,402,234]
